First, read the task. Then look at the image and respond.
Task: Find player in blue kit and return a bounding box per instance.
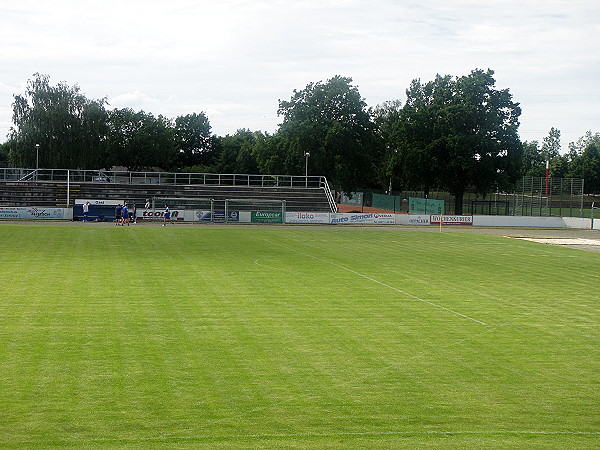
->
[115,204,122,225]
[121,203,129,226]
[162,205,173,226]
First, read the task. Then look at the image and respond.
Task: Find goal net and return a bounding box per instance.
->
[149,197,286,223]
[225,199,286,223]
[150,197,214,222]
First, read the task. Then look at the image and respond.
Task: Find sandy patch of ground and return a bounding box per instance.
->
[516,238,600,246]
[514,237,600,252]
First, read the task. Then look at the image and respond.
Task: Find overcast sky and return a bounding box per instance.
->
[1,0,598,151]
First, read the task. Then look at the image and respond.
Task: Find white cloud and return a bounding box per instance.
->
[109,91,161,110]
[0,0,599,149]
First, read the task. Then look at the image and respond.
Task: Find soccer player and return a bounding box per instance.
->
[122,203,129,226]
[115,204,122,225]
[82,201,90,222]
[162,204,172,226]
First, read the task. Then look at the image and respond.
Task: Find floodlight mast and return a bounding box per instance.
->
[545,160,550,196]
[35,143,40,180]
[304,151,310,187]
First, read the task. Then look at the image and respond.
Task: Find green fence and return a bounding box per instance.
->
[338,178,596,217]
[372,193,402,212]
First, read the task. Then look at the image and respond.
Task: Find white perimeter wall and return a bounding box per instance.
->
[283,212,595,229]
[3,207,597,230]
[473,215,591,229]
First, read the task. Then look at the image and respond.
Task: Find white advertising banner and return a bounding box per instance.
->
[330,213,396,225]
[136,209,185,221]
[0,206,65,220]
[371,213,396,224]
[286,212,330,224]
[406,215,431,225]
[430,215,474,225]
[75,199,125,206]
[194,211,240,222]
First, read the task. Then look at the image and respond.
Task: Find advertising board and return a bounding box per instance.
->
[251,211,284,223]
[75,199,124,206]
[330,213,395,225]
[406,215,431,225]
[285,212,330,224]
[136,209,184,221]
[0,206,65,220]
[430,215,473,225]
[195,210,239,222]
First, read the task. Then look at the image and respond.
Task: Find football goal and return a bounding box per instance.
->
[150,197,286,223]
[150,197,214,222]
[225,199,286,223]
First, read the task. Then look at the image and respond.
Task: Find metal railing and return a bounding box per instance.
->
[321,176,337,212]
[18,170,37,182]
[1,167,327,188]
[0,168,338,212]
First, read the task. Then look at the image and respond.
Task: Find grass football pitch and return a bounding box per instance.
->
[0,224,598,448]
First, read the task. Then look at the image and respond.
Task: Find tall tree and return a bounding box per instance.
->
[390,75,454,196]
[568,130,596,156]
[373,100,403,192]
[522,130,566,178]
[521,140,545,176]
[106,108,176,171]
[174,112,214,168]
[252,133,288,175]
[541,127,562,160]
[567,132,600,193]
[392,69,522,214]
[276,75,384,193]
[0,141,9,167]
[442,69,522,212]
[8,73,108,169]
[213,129,261,174]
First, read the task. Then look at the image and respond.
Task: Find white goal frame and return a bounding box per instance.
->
[151,197,214,221]
[225,198,286,223]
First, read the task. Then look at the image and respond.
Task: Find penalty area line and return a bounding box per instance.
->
[265,240,487,326]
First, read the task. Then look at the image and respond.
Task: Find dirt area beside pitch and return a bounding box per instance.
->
[415,226,600,252]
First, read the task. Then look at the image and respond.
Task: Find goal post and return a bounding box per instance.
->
[225,199,286,223]
[148,197,286,223]
[150,197,214,222]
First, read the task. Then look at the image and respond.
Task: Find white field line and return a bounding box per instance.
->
[264,240,487,326]
[254,257,293,272]
[60,429,600,444]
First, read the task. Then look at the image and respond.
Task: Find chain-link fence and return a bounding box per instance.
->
[512,177,584,217]
[338,177,595,218]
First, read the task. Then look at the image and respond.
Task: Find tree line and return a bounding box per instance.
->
[1,72,599,212]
